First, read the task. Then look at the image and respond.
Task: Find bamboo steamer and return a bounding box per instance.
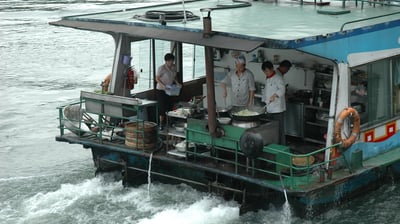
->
[125,121,157,149]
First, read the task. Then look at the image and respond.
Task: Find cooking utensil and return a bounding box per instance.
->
[173,122,186,132]
[175,140,195,152]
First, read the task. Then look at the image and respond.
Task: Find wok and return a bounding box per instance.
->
[230,106,265,122]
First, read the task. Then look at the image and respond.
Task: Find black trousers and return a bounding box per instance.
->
[266,112,286,145]
[156,89,173,121]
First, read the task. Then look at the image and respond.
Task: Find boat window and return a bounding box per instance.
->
[351,56,400,126]
[182,43,205,81]
[393,56,400,115]
[131,40,205,92]
[131,39,154,92]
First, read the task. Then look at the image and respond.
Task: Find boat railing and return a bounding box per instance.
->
[270,143,343,189]
[340,10,400,31]
[57,100,134,142]
[57,101,85,137]
[185,119,344,189]
[359,0,400,9]
[341,0,400,8]
[57,91,158,148]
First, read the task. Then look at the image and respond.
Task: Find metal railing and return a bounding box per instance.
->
[185,119,343,189]
[57,91,158,150]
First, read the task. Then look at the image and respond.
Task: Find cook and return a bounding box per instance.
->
[262,61,286,144]
[221,54,256,107]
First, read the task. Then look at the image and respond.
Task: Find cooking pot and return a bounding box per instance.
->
[231,120,260,128]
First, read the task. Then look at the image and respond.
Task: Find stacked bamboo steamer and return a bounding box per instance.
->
[125,121,157,149]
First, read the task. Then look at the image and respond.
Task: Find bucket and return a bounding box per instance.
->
[125,121,157,149]
[122,55,132,65]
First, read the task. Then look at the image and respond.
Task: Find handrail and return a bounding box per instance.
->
[340,11,400,32]
[185,121,344,189]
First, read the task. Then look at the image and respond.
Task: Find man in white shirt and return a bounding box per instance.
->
[221,54,256,107]
[262,61,287,144]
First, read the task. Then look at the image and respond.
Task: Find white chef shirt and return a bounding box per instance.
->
[263,72,286,113]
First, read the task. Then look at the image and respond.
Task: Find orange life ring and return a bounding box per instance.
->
[334,107,360,149]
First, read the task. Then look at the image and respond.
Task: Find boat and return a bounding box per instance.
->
[50,0,400,218]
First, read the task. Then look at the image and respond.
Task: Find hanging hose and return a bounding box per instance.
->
[133,10,200,22]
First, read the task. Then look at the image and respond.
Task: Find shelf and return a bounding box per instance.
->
[304,137,325,145]
[314,87,331,92]
[167,129,186,138]
[304,105,329,111]
[301,70,332,144]
[166,111,188,119]
[167,149,187,158]
[166,111,188,151]
[305,121,327,127]
[315,71,332,77]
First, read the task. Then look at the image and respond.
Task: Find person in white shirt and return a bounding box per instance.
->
[262,61,286,144]
[276,60,292,94]
[156,53,182,130]
[276,60,292,77]
[221,54,256,107]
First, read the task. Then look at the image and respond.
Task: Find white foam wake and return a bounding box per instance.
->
[21,175,121,221]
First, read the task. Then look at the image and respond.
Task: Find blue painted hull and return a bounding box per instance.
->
[90,144,400,218]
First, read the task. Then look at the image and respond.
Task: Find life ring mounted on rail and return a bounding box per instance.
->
[334,107,361,149]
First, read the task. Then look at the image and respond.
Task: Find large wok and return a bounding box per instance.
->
[230,106,265,122]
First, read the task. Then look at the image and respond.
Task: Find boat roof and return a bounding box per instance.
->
[51,0,400,52]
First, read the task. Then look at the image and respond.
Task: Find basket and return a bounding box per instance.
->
[165,85,181,96]
[125,121,157,149]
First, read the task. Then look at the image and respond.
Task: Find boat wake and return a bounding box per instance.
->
[15,174,243,224]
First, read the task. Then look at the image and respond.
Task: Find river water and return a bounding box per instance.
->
[1,0,399,223]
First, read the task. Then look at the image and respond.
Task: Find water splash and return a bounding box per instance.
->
[279,174,292,224]
[147,152,153,196]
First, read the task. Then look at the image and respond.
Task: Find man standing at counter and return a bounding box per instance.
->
[262,61,287,144]
[277,60,293,95]
[277,60,292,77]
[221,54,256,107]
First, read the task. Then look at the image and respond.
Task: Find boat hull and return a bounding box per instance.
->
[89,145,400,218]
